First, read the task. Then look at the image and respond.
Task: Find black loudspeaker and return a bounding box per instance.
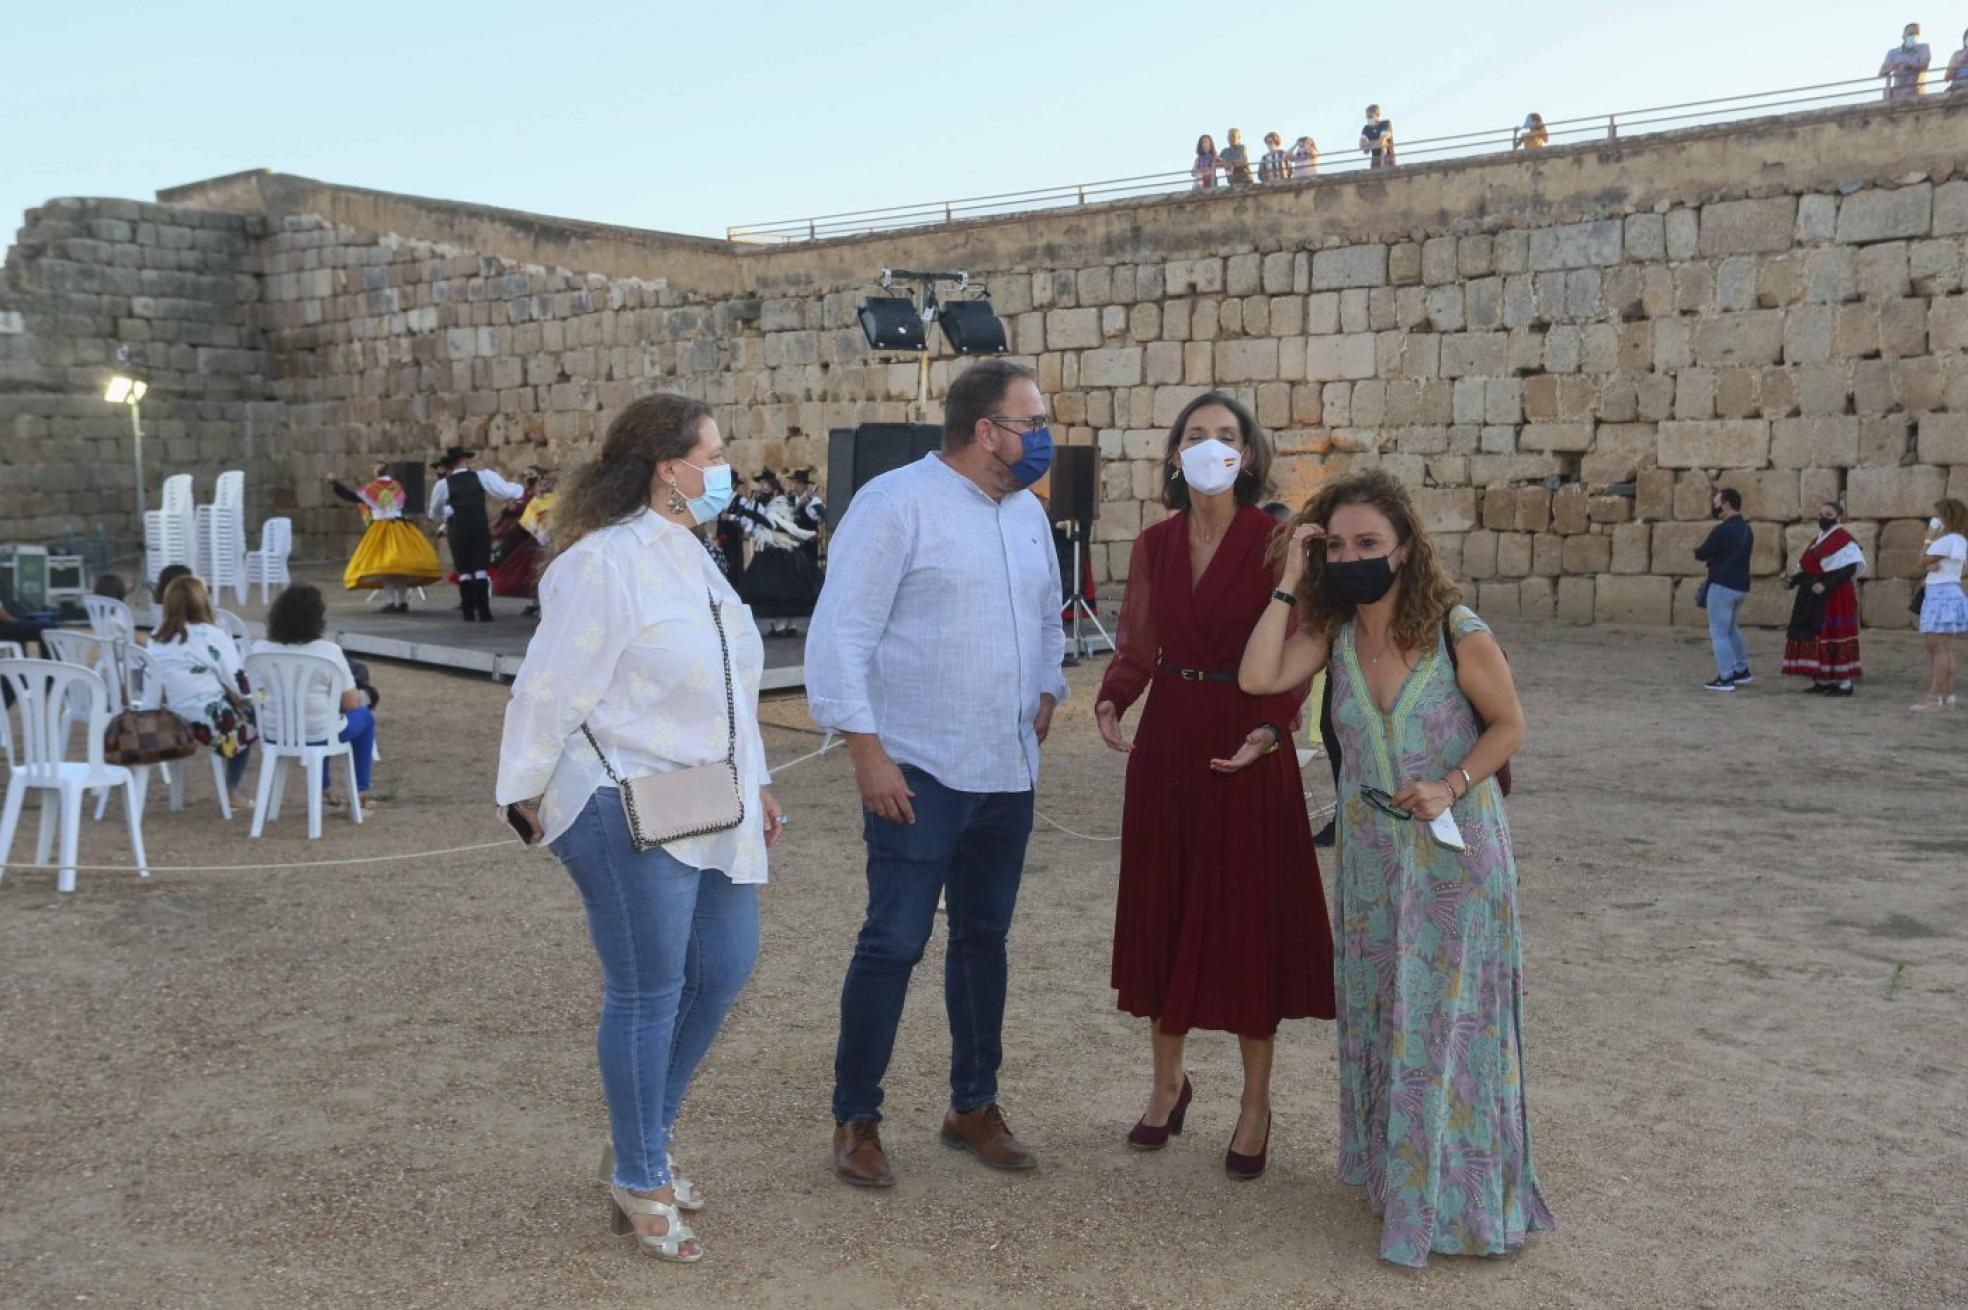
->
[826,423,943,529]
[390,460,427,514]
[1042,444,1098,529]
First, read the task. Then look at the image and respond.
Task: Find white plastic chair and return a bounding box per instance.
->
[0,659,149,893]
[242,518,293,604]
[214,608,252,657]
[245,650,362,839]
[143,474,196,584]
[38,630,117,755]
[112,641,233,822]
[84,595,137,645]
[0,639,20,766]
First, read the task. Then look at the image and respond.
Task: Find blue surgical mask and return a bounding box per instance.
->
[1008,426,1054,488]
[684,462,734,525]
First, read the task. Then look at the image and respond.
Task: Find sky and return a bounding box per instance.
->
[0,1,1932,247]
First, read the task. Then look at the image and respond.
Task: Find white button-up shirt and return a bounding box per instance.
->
[427,466,527,520]
[804,453,1067,794]
[496,509,771,880]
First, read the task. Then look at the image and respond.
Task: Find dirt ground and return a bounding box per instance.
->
[2,616,1964,1310]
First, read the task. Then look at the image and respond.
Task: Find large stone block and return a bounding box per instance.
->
[1520,576,1556,619]
[1770,416,1859,469]
[1861,578,1915,629]
[1213,339,1278,382]
[1878,518,1935,576]
[1700,197,1796,256]
[1164,258,1224,295]
[1595,573,1673,625]
[1311,245,1388,290]
[1527,220,1623,271]
[1080,346,1143,388]
[1846,464,1948,518]
[1836,184,1932,244]
[1657,420,1770,469]
[1693,311,1785,367]
[1916,413,1968,465]
[1413,487,1478,533]
[1650,521,1718,577]
[1046,307,1102,349]
[1520,422,1593,453]
[1562,532,1612,573]
[1305,333,1377,382]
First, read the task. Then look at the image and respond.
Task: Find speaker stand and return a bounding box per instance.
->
[1066,531,1113,660]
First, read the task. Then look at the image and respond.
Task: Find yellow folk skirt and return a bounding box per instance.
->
[344,519,444,589]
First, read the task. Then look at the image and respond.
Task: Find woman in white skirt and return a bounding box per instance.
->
[1912,497,1968,712]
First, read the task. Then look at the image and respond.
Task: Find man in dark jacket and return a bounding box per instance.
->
[1694,486,1755,692]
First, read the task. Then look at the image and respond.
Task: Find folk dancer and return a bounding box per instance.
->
[427,445,525,622]
[327,464,444,612]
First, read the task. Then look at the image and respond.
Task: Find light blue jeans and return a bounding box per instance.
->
[551,788,759,1191]
[1706,583,1749,679]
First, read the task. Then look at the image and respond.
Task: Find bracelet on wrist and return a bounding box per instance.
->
[1271,589,1296,606]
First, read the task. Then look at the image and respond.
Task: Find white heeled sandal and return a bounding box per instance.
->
[608,1185,703,1263]
[595,1141,704,1211]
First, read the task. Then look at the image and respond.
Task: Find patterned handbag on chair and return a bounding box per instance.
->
[102,645,198,766]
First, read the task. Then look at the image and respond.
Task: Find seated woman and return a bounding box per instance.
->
[253,584,378,808]
[148,575,256,809]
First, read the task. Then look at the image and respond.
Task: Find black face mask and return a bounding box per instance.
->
[1325,555,1399,605]
[1818,516,1837,531]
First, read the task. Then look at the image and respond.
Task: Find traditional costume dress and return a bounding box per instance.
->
[1781,525,1867,691]
[489,485,554,607]
[330,474,443,611]
[426,447,525,622]
[737,493,821,635]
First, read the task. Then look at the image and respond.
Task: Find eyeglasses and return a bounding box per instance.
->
[986,415,1049,435]
[1360,785,1412,821]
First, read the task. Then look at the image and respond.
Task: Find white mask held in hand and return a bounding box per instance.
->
[1932,516,1945,533]
[1178,439,1243,496]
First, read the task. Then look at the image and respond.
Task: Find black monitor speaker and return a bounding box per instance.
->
[1042,445,1098,529]
[856,298,926,351]
[938,300,1008,355]
[389,460,427,514]
[826,423,943,529]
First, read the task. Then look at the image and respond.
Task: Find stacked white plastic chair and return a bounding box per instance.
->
[245,649,362,840]
[242,517,293,605]
[197,471,248,603]
[0,658,150,893]
[143,474,196,586]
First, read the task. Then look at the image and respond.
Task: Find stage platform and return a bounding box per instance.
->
[222,565,809,689]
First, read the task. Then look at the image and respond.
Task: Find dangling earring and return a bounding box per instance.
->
[663,477,689,516]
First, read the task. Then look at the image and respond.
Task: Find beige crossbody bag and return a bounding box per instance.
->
[581,590,746,851]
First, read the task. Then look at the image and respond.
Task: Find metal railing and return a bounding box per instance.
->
[728,74,1917,244]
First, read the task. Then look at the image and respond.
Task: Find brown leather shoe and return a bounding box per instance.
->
[940,1103,1037,1171]
[832,1118,896,1188]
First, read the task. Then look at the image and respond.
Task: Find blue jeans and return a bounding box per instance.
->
[832,766,1034,1123]
[1706,583,1750,678]
[311,705,375,793]
[552,788,759,1190]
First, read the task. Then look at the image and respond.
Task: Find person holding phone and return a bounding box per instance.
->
[1094,392,1332,1180]
[495,393,784,1266]
[1237,469,1554,1267]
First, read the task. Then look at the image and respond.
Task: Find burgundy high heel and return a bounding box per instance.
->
[1224,1111,1272,1180]
[1126,1074,1193,1151]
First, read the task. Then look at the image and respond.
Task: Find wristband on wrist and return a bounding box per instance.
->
[1271,588,1296,606]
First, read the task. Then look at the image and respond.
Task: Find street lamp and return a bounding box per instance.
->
[104,360,149,580]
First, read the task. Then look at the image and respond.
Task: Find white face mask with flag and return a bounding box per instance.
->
[1178,438,1243,496]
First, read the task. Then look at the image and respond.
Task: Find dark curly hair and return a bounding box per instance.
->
[265,583,327,646]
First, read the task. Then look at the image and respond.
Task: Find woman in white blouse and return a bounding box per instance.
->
[497,393,783,1265]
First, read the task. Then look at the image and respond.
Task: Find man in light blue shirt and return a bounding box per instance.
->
[806,358,1068,1187]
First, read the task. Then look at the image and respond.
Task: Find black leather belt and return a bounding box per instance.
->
[1158,657,1239,683]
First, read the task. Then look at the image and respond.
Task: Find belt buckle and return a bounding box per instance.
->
[1180,668,1202,682]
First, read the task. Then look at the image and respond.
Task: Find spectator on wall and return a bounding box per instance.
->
[1880,22,1931,100]
[1289,135,1319,177]
[1360,106,1395,169]
[1191,134,1219,190]
[1257,132,1292,183]
[1219,129,1253,186]
[1517,113,1550,149]
[1945,28,1968,92]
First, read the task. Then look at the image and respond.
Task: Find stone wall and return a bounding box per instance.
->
[5,95,1967,626]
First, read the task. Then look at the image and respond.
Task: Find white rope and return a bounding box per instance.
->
[1032,808,1121,842]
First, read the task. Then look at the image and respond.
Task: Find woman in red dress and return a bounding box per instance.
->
[1095,391,1335,1180]
[1781,500,1867,696]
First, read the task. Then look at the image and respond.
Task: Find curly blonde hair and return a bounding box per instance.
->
[1271,469,1463,653]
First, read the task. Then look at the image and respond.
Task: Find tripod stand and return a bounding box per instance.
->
[1059,519,1113,660]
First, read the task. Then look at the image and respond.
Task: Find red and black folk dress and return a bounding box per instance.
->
[1781,526,1865,683]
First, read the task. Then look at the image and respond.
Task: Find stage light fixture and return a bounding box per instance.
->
[937,299,1007,355]
[857,297,926,351]
[104,374,146,404]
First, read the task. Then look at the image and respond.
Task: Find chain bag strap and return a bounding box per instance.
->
[582,590,745,852]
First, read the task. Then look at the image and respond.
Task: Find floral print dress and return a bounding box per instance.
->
[1328,605,1556,1266]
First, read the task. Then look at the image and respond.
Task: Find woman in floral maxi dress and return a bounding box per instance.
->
[1238,469,1555,1267]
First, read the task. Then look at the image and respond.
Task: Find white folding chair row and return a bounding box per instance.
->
[242,517,293,605]
[245,650,361,840]
[0,659,149,893]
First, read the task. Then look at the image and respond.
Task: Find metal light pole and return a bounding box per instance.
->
[104,371,149,581]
